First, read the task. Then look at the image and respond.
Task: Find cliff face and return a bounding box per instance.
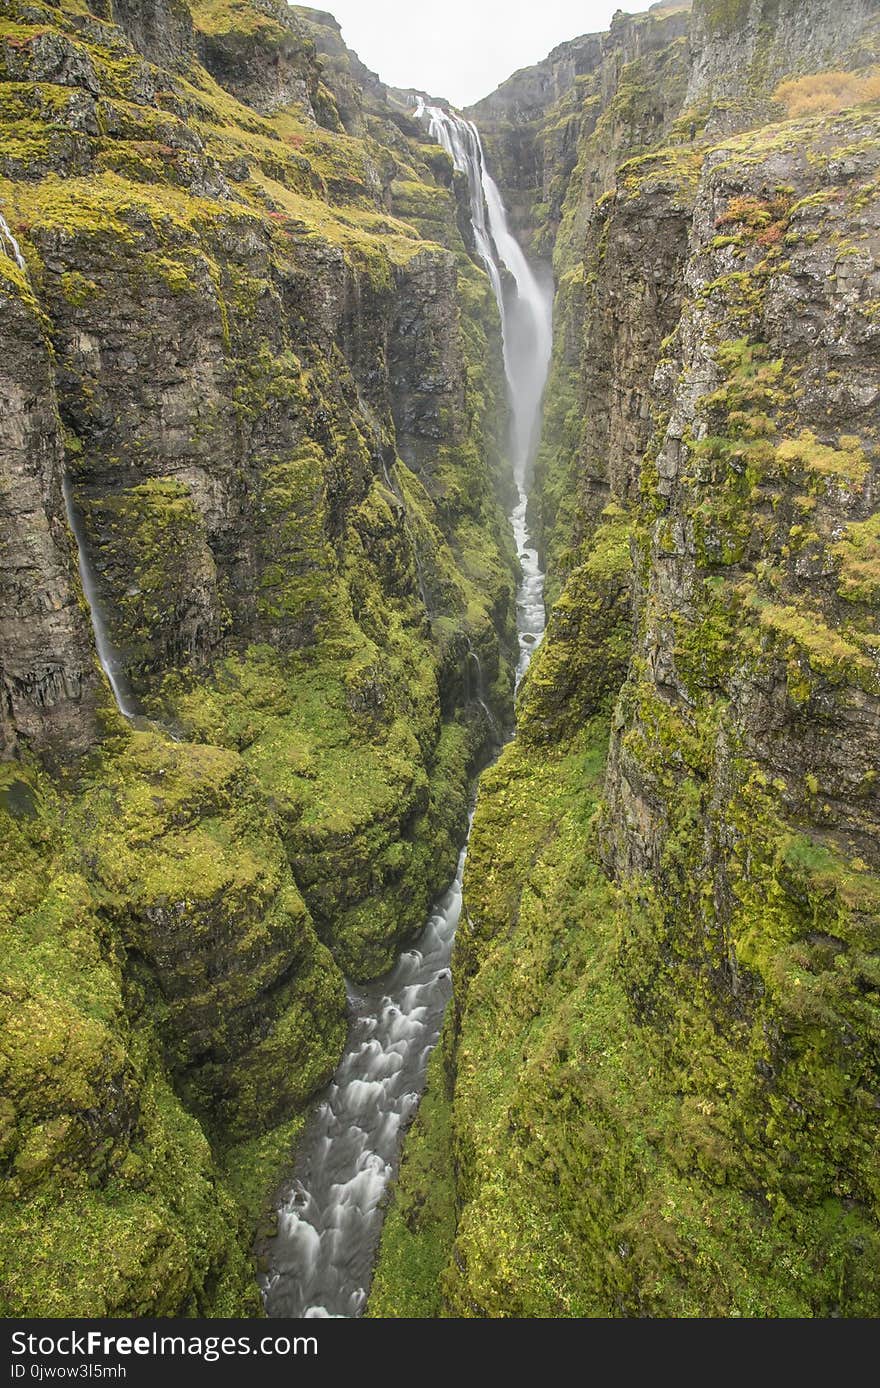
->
[469,1,693,256]
[5,0,880,1322]
[0,260,106,759]
[0,0,515,1314]
[686,0,880,128]
[373,0,880,1318]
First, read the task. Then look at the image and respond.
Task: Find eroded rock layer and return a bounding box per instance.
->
[0,0,516,1314]
[370,0,880,1318]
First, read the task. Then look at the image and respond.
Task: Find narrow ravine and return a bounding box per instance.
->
[260,105,554,1320]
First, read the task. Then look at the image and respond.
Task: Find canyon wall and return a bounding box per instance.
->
[0,0,515,1314]
[3,0,879,1320]
[371,0,880,1317]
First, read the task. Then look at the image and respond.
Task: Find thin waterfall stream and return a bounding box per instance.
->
[260,105,554,1320]
[0,211,26,271]
[62,477,140,721]
[1,214,138,723]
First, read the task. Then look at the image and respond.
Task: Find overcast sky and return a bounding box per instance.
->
[302,1,644,108]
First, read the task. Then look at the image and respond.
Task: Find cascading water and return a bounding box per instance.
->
[419,100,552,685]
[261,102,554,1319]
[61,477,139,721]
[465,641,501,744]
[0,212,26,272]
[2,213,138,721]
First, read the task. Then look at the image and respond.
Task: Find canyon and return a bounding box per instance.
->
[0,0,878,1318]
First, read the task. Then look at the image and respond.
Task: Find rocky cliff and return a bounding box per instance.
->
[3,0,879,1322]
[371,0,880,1318]
[0,0,516,1314]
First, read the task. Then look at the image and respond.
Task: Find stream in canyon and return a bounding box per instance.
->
[260,106,554,1319]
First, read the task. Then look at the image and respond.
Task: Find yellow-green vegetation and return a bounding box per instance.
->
[672,327,880,701]
[7,0,880,1326]
[373,715,880,1314]
[189,0,289,40]
[532,137,699,597]
[832,514,880,604]
[0,0,516,951]
[0,758,262,1315]
[366,1043,457,1318]
[516,506,632,742]
[0,0,516,1316]
[773,67,880,118]
[221,1113,306,1231]
[84,478,231,687]
[755,600,876,691]
[530,263,589,596]
[165,640,477,978]
[701,0,751,36]
[775,430,870,490]
[64,733,347,1139]
[373,65,880,1320]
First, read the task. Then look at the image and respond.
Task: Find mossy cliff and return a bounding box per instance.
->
[0,0,516,1314]
[371,0,880,1317]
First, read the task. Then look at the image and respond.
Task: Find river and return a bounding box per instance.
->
[261,102,554,1320]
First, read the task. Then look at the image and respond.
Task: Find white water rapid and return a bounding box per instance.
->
[261,103,554,1318]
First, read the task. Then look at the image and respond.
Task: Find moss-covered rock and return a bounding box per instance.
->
[0,0,516,1316]
[0,760,261,1316]
[365,1042,457,1318]
[373,17,880,1319]
[517,506,632,743]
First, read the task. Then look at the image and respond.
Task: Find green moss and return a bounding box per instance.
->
[59,268,100,305]
[775,430,870,491]
[366,1043,457,1317]
[517,508,632,743]
[82,477,230,689]
[427,706,880,1316]
[0,760,261,1316]
[222,1114,305,1231]
[405,85,880,1320]
[64,732,348,1138]
[190,0,292,41]
[0,0,514,1319]
[530,265,590,595]
[754,599,875,688]
[831,514,880,603]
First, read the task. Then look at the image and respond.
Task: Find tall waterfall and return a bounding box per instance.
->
[417,100,553,683]
[417,101,553,489]
[261,108,553,1319]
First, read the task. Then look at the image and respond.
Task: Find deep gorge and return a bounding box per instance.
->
[1,0,879,1319]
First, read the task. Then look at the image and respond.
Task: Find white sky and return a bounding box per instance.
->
[300,2,645,108]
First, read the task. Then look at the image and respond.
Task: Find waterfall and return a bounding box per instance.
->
[261,107,553,1319]
[61,478,139,719]
[5,209,137,721]
[0,212,26,272]
[417,100,553,684]
[416,101,553,489]
[465,640,501,744]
